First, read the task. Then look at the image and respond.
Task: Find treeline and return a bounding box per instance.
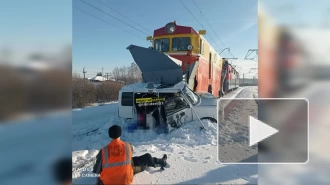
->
[72,74,124,108]
[72,63,142,108]
[111,63,142,84]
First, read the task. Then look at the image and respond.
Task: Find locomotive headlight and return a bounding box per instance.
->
[165,22,176,34]
[187,44,193,50]
[169,26,175,33]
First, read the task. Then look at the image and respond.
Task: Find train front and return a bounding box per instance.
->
[148,21,200,69]
[147,21,224,98]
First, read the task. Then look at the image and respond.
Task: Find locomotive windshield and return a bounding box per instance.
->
[172,37,191,51]
[154,38,169,52]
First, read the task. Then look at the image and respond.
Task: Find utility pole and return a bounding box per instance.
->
[106,73,109,80]
[83,67,87,85]
[242,73,244,86]
[102,66,104,76]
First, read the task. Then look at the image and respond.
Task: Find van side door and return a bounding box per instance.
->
[118,92,133,119]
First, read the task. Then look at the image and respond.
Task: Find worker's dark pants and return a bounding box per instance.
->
[96,153,163,184]
[132,153,164,174]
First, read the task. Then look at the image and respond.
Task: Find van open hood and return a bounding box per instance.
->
[127,45,183,85]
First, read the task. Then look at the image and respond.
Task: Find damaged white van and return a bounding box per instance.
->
[118,44,219,133]
[118,81,218,133]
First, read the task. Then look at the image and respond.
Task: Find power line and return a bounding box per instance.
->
[207,35,228,57]
[193,0,226,47]
[192,0,235,58]
[80,0,150,36]
[192,0,203,28]
[180,0,226,56]
[180,0,203,28]
[73,6,144,40]
[96,0,152,34]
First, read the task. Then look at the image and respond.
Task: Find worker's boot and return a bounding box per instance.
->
[160,154,167,170]
[153,154,167,170]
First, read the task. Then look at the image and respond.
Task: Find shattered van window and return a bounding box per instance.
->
[183,87,199,105]
[165,97,187,115]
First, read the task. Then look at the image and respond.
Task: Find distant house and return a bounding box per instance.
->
[89,75,107,82]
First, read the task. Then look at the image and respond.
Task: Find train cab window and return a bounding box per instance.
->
[154,38,169,52]
[172,37,191,51]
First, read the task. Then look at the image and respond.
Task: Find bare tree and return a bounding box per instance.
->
[72,63,142,108]
[112,67,120,81]
[72,77,95,108]
[95,81,123,102]
[111,63,142,84]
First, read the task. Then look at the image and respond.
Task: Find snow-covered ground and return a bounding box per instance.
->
[72,87,258,185]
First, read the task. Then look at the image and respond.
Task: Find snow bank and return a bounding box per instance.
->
[75,116,218,151]
[72,87,258,184]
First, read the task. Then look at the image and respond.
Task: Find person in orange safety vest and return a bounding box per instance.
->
[93,125,168,185]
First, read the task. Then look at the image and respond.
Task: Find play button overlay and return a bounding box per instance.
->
[217,98,309,164]
[249,116,278,147]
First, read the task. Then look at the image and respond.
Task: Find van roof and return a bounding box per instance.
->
[120,81,186,93]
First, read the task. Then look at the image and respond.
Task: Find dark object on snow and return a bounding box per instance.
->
[132,153,167,170]
[108,125,122,139]
[133,153,156,167]
[93,152,167,184]
[93,150,169,175]
[53,157,72,184]
[74,128,99,137]
[160,154,167,170]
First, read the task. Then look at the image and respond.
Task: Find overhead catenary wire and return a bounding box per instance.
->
[80,0,150,36]
[252,53,258,61]
[180,0,227,57]
[73,6,145,40]
[180,0,203,28]
[192,0,226,47]
[96,0,152,35]
[192,0,236,59]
